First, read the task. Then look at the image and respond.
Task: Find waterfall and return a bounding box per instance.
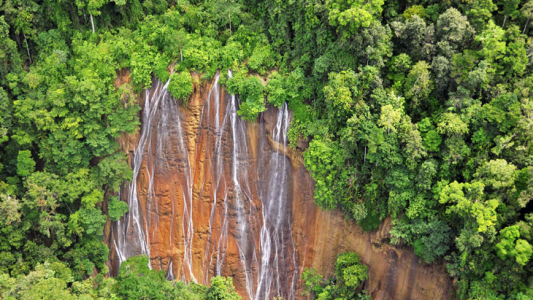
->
[109,73,299,299]
[203,72,225,281]
[255,103,298,300]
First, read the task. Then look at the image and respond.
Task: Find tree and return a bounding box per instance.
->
[465,0,497,31]
[439,181,499,234]
[418,118,442,152]
[301,268,324,297]
[413,221,452,263]
[474,159,516,192]
[115,255,174,299]
[226,68,266,121]
[75,0,106,33]
[378,104,402,133]
[386,54,412,92]
[335,252,368,289]
[323,70,357,123]
[74,0,127,33]
[431,56,451,94]
[435,8,475,55]
[327,0,385,39]
[521,0,533,33]
[1,0,39,63]
[107,196,129,222]
[163,29,189,63]
[391,16,433,61]
[402,125,426,169]
[206,277,241,300]
[323,67,376,131]
[0,194,21,227]
[403,5,426,20]
[502,26,528,77]
[0,16,23,86]
[437,113,469,136]
[497,0,520,27]
[495,225,533,266]
[475,21,507,75]
[348,22,393,68]
[301,252,368,300]
[404,61,433,109]
[247,43,275,75]
[0,262,77,300]
[17,150,35,177]
[391,219,452,263]
[266,69,309,108]
[211,0,242,37]
[304,136,347,210]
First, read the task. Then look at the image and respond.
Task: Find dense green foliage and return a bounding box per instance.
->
[168,71,193,104]
[226,65,266,121]
[302,252,370,300]
[0,255,240,300]
[1,0,533,298]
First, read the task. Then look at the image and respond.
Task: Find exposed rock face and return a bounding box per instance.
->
[106,73,453,300]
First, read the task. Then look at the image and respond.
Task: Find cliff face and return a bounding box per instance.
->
[106,73,453,300]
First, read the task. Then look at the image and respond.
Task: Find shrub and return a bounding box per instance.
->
[226,69,266,121]
[168,71,193,104]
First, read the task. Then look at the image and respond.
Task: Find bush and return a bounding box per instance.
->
[302,252,368,299]
[226,69,266,121]
[108,196,129,222]
[115,255,174,299]
[335,252,368,288]
[206,277,241,300]
[168,71,193,104]
[247,43,275,75]
[266,69,310,108]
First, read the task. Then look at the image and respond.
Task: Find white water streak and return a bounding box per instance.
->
[227,70,257,299]
[255,103,297,300]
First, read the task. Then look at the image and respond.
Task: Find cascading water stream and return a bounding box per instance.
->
[227,70,259,299]
[255,103,298,300]
[202,72,226,280]
[175,95,196,284]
